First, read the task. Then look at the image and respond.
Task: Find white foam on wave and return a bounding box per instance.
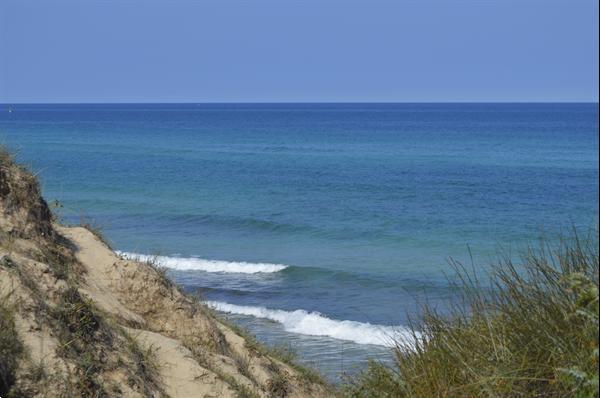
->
[206,301,416,347]
[117,251,288,274]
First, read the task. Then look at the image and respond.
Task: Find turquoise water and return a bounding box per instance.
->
[1,103,598,380]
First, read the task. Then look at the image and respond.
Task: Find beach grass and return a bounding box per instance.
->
[345,230,599,397]
[0,293,24,396]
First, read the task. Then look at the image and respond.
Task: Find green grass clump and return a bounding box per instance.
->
[1,255,16,268]
[0,145,13,166]
[51,286,114,397]
[0,293,24,396]
[345,232,599,398]
[266,372,291,398]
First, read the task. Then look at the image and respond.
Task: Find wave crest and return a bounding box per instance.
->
[206,301,413,347]
[117,252,288,274]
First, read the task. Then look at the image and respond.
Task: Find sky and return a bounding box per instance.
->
[0,0,598,103]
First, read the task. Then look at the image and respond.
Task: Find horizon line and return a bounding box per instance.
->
[1,101,599,105]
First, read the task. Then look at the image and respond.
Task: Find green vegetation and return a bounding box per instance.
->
[0,145,12,165]
[0,255,16,268]
[0,293,24,397]
[14,259,50,324]
[0,146,43,217]
[122,330,164,397]
[235,384,261,398]
[51,286,114,397]
[345,231,599,397]
[38,242,78,281]
[266,372,291,398]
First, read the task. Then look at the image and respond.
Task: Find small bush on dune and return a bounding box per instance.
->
[346,231,599,398]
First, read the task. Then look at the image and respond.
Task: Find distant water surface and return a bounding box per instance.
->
[1,103,598,381]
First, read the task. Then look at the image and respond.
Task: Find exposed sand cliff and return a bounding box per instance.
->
[0,149,331,397]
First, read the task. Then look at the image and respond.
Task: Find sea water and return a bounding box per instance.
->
[1,103,598,381]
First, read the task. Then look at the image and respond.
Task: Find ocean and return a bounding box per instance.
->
[1,103,598,381]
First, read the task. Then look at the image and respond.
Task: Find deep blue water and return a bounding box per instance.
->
[1,103,598,380]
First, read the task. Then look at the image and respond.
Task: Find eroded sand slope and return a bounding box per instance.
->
[0,149,330,397]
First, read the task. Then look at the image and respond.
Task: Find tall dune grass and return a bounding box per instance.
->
[345,230,599,397]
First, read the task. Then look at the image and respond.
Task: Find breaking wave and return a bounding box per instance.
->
[117,252,288,274]
[206,301,415,347]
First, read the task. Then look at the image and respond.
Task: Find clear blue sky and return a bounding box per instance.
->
[1,0,598,103]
